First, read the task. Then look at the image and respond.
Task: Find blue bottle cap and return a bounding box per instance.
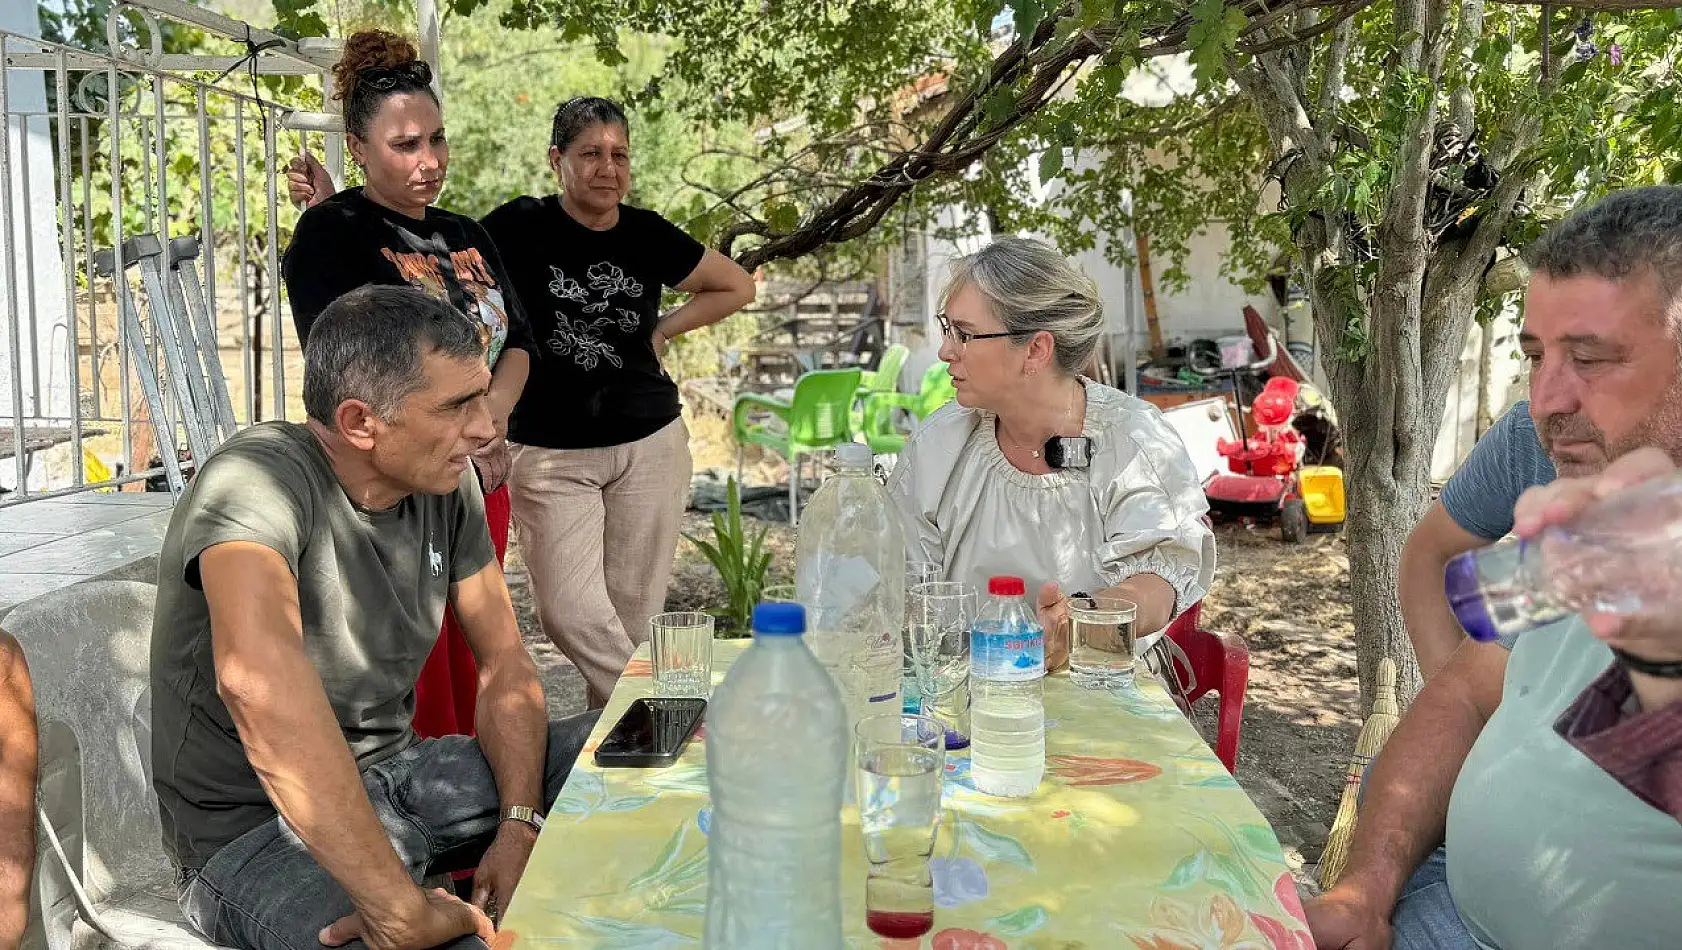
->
[752,602,806,636]
[1444,549,1502,643]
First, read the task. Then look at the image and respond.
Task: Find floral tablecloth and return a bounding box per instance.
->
[501,640,1312,949]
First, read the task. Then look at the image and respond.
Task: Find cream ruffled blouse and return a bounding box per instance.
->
[887,379,1216,638]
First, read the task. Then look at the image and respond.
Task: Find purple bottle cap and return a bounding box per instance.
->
[1444,551,1502,643]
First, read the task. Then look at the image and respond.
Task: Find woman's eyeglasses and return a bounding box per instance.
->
[937,312,1030,351]
[356,61,433,93]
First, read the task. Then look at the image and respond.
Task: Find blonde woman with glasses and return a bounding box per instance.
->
[887,236,1215,667]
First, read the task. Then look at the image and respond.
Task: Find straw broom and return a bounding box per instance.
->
[1318,657,1402,888]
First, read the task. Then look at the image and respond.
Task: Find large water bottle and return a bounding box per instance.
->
[703,602,847,950]
[968,576,1045,798]
[795,442,906,736]
[1446,471,1682,643]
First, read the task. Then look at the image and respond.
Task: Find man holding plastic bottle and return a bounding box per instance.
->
[1306,186,1682,950]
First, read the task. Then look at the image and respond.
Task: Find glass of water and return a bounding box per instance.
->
[908,581,976,748]
[649,612,714,698]
[855,714,946,939]
[1068,596,1138,689]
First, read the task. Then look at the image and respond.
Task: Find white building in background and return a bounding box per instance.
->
[0,0,74,484]
[894,54,1524,481]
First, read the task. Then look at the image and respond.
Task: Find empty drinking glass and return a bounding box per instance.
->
[855,714,946,939]
[1068,596,1138,689]
[907,581,976,748]
[902,563,942,712]
[650,612,714,698]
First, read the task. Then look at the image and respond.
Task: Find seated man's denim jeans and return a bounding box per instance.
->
[1392,847,1481,950]
[177,714,599,950]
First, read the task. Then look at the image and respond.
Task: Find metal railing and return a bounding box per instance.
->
[0,1,344,505]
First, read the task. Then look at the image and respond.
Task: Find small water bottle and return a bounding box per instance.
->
[703,603,847,949]
[1445,471,1682,642]
[968,576,1045,798]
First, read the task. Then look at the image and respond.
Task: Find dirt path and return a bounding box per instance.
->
[510,512,1360,885]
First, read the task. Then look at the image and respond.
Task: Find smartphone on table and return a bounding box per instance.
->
[593,697,707,768]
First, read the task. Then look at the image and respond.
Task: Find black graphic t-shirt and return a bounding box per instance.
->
[282,187,533,367]
[479,196,706,449]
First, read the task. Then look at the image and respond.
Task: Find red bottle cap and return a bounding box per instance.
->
[988,576,1026,596]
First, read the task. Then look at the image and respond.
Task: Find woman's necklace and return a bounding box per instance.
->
[1000,381,1079,460]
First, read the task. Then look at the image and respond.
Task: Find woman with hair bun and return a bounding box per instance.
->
[282,30,531,739]
[887,236,1215,669]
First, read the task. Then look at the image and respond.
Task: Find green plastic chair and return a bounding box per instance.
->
[851,343,911,435]
[858,343,910,394]
[733,367,864,524]
[860,362,957,455]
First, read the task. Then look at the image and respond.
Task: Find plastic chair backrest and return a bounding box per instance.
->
[866,345,911,392]
[788,368,864,447]
[917,362,957,418]
[7,581,164,929]
[1163,602,1249,773]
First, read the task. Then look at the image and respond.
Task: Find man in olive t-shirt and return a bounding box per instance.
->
[151,285,598,950]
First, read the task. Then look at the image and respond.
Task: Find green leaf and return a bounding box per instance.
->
[1013,0,1044,38]
[602,794,659,812]
[1559,60,1590,87]
[957,816,1034,869]
[1164,849,1208,889]
[1038,146,1064,184]
[986,905,1050,935]
[767,200,800,233]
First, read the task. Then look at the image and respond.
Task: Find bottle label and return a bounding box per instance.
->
[972,624,1045,681]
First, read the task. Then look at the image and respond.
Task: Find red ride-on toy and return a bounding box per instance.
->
[1194,337,1314,542]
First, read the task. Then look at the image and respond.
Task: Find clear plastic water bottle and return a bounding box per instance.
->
[968,576,1045,798]
[703,602,847,950]
[1446,472,1682,642]
[796,442,906,738]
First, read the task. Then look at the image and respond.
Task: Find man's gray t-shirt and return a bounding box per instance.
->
[150,422,496,869]
[1439,401,1555,540]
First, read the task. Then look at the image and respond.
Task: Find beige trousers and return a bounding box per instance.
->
[509,418,693,708]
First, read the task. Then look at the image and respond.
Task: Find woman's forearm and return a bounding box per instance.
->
[1099,573,1177,635]
[657,287,754,342]
[487,349,530,432]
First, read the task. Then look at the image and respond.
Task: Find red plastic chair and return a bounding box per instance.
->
[1163,602,1250,773]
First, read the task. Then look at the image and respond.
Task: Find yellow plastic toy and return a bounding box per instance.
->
[1299,465,1346,525]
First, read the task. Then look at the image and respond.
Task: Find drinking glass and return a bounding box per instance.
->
[1068,596,1138,689]
[902,563,942,712]
[907,581,976,747]
[649,612,714,698]
[855,714,946,939]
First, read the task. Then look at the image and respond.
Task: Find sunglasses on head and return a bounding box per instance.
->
[357,61,432,93]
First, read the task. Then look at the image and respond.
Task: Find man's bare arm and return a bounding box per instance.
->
[453,561,547,817]
[0,632,37,950]
[1401,503,1491,680]
[450,560,550,917]
[200,542,474,947]
[1307,639,1508,945]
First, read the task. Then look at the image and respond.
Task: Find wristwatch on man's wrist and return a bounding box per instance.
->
[501,805,545,834]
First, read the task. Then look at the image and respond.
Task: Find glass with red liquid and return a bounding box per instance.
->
[855,714,946,938]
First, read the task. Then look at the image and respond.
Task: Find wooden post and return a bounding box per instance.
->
[1136,232,1164,360]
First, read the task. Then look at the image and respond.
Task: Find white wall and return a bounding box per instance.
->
[1430,303,1529,481]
